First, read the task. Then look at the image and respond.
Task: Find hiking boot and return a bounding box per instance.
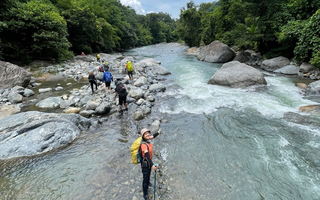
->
[144,195,150,200]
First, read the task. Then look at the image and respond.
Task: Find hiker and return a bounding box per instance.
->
[125,61,134,80]
[98,64,105,72]
[102,60,109,71]
[97,54,100,62]
[88,72,97,94]
[81,52,85,56]
[113,78,128,113]
[102,69,113,92]
[140,128,161,200]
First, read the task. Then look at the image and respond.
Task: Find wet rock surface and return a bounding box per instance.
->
[0,111,97,159]
[208,61,267,88]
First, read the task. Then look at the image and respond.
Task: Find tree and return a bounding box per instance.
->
[0,0,72,63]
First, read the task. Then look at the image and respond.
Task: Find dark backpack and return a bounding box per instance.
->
[116,83,127,97]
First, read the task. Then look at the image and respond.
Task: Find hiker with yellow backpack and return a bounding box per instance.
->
[131,128,161,200]
[125,61,134,80]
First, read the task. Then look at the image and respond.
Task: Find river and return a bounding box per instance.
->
[1,43,320,200]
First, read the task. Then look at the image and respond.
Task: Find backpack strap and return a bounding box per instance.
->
[140,142,149,160]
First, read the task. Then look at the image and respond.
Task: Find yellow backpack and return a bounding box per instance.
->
[127,61,134,72]
[131,137,147,164]
[97,54,100,59]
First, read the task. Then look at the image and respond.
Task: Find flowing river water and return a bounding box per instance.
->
[1,43,320,200]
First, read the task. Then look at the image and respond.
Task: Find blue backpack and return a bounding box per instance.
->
[103,72,112,82]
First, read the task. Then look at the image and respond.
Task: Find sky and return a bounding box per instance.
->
[120,0,215,19]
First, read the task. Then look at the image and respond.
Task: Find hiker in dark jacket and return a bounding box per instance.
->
[113,78,128,113]
[88,72,98,94]
[140,128,161,200]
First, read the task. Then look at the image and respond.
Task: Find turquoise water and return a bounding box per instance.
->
[125,43,320,199]
[1,43,320,200]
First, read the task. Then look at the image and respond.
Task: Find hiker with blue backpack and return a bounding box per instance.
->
[102,68,113,92]
[139,128,161,200]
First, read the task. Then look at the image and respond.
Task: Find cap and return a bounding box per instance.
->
[140,128,150,137]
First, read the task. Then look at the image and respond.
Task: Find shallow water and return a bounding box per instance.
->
[1,43,320,200]
[125,43,320,199]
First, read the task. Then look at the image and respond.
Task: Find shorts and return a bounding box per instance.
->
[105,81,111,87]
[119,96,126,105]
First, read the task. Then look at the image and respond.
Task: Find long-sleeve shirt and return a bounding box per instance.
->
[88,74,96,82]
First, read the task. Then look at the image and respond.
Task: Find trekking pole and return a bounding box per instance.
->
[154,163,157,200]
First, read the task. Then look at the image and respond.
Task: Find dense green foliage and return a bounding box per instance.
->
[178,0,320,66]
[1,0,319,67]
[0,0,176,63]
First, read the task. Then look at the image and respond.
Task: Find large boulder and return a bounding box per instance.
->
[261,56,290,72]
[305,80,320,95]
[0,61,32,89]
[197,40,236,63]
[274,65,299,75]
[0,111,96,159]
[299,62,316,73]
[207,61,267,88]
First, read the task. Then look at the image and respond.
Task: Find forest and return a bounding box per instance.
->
[0,0,319,67]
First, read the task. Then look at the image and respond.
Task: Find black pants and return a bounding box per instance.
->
[128,71,133,79]
[141,160,152,198]
[90,81,97,92]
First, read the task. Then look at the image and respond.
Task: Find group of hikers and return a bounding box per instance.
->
[90,55,161,200]
[87,59,131,114]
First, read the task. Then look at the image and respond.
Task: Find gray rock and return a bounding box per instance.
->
[129,88,144,100]
[23,88,35,97]
[136,99,145,105]
[36,97,61,108]
[59,100,74,109]
[80,96,92,106]
[274,65,299,75]
[299,62,316,73]
[146,96,155,102]
[39,88,52,93]
[96,72,104,81]
[134,76,148,87]
[0,61,32,89]
[86,101,100,110]
[133,110,144,120]
[152,65,171,75]
[208,61,267,88]
[79,110,96,118]
[95,102,111,115]
[233,51,251,63]
[8,92,23,103]
[261,56,290,72]
[0,111,96,159]
[150,120,160,133]
[149,84,166,92]
[305,80,320,96]
[0,89,4,94]
[197,40,236,63]
[55,86,63,91]
[12,86,25,95]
